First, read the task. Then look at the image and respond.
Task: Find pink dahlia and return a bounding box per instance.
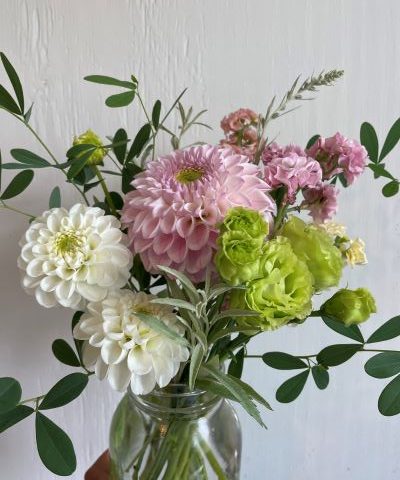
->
[121,145,276,282]
[262,143,322,203]
[307,133,368,185]
[220,108,260,158]
[302,184,339,223]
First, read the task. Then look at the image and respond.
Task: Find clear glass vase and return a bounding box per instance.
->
[109,384,242,479]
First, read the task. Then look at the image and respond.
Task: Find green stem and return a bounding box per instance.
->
[198,437,228,480]
[274,204,288,232]
[106,152,123,172]
[11,114,89,205]
[19,394,45,406]
[0,200,36,219]
[92,165,117,216]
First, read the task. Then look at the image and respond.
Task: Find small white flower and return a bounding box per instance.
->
[345,238,368,267]
[18,204,132,309]
[318,221,347,238]
[74,290,189,394]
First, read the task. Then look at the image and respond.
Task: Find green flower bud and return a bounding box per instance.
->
[220,207,269,239]
[321,288,376,326]
[231,236,314,330]
[73,129,106,165]
[280,216,343,291]
[215,231,263,285]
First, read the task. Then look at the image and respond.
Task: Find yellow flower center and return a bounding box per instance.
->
[54,230,84,257]
[175,167,204,184]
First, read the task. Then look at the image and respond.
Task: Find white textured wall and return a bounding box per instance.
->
[1,1,400,479]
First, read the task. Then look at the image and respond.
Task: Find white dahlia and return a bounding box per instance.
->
[121,144,276,283]
[73,290,189,394]
[18,204,132,309]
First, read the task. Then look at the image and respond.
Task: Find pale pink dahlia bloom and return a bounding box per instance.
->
[262,143,322,203]
[121,145,276,282]
[302,184,339,223]
[220,108,260,158]
[307,133,368,185]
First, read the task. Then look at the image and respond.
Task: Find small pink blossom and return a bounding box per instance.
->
[220,108,259,158]
[302,184,339,223]
[121,145,276,283]
[262,143,322,203]
[220,108,259,133]
[307,133,368,185]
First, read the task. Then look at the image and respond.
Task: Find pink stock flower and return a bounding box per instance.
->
[220,108,259,133]
[302,184,339,223]
[307,133,368,185]
[121,145,276,283]
[262,143,322,203]
[220,108,259,158]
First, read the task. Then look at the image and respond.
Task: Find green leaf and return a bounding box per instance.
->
[228,348,245,378]
[112,128,128,164]
[52,339,80,367]
[311,365,329,390]
[105,90,135,108]
[10,148,50,168]
[196,378,237,401]
[306,134,320,150]
[0,84,21,114]
[276,370,310,403]
[317,344,362,367]
[121,162,142,194]
[0,405,33,433]
[368,163,394,180]
[35,412,76,475]
[152,100,162,129]
[367,316,400,343]
[0,169,33,199]
[0,377,22,413]
[202,364,266,427]
[0,52,24,112]
[360,122,379,163]
[232,375,272,411]
[189,344,204,390]
[262,352,308,370]
[84,75,135,89]
[158,265,200,304]
[379,117,400,162]
[126,123,152,161]
[39,373,88,410]
[48,186,61,208]
[365,352,400,378]
[24,103,33,122]
[67,152,92,180]
[151,297,196,313]
[214,309,260,323]
[322,315,364,343]
[378,374,400,416]
[382,181,399,197]
[66,143,96,159]
[134,312,190,347]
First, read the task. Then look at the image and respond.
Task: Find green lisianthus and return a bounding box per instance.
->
[73,129,106,165]
[321,288,376,326]
[280,216,343,291]
[220,207,269,239]
[215,231,263,285]
[231,236,314,330]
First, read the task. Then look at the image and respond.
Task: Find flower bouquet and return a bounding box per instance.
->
[1,53,400,479]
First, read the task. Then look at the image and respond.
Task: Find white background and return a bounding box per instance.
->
[1,1,400,479]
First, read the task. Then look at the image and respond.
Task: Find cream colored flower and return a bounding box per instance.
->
[74,290,189,394]
[318,221,347,238]
[345,238,367,266]
[18,204,132,309]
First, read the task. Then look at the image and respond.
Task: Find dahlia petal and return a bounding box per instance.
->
[127,347,153,375]
[167,236,188,263]
[101,339,127,365]
[186,224,209,251]
[35,288,57,308]
[153,234,174,255]
[77,282,107,302]
[108,363,131,391]
[130,370,156,395]
[26,258,44,277]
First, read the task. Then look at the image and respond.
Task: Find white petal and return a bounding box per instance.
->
[101,339,127,365]
[130,370,156,395]
[35,288,57,308]
[26,259,44,277]
[127,347,153,375]
[152,355,174,388]
[107,363,131,391]
[95,356,109,380]
[77,282,107,302]
[82,342,99,367]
